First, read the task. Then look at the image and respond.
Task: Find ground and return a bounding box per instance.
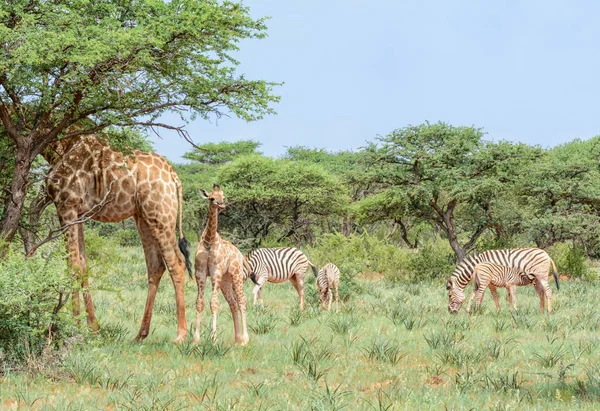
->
[1,246,599,410]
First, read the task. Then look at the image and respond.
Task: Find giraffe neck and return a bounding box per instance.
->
[202,204,220,248]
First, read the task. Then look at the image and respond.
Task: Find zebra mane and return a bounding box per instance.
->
[448,253,482,291]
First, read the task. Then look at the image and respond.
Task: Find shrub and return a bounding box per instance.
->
[306,232,411,289]
[0,248,76,368]
[406,236,455,282]
[548,242,591,280]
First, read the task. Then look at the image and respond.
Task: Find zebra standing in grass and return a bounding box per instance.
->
[317,263,341,312]
[246,247,318,309]
[466,262,537,314]
[446,248,559,314]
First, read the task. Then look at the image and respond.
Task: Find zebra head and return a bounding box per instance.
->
[200,184,226,210]
[446,277,465,314]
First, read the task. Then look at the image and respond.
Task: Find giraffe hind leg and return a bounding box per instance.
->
[134,217,167,342]
[76,224,99,332]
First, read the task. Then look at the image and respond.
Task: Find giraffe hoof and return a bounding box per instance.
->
[173,335,186,344]
[236,336,249,346]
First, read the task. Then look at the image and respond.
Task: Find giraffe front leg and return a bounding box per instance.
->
[231,261,249,345]
[194,255,208,343]
[220,277,241,343]
[209,268,222,342]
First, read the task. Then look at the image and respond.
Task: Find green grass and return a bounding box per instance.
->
[1,246,600,409]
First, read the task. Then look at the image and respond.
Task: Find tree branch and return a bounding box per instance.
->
[26,180,116,257]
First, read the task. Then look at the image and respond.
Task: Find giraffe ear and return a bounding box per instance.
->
[200,189,209,199]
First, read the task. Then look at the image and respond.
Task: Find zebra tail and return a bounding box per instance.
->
[178,237,193,279]
[244,258,260,285]
[550,258,560,290]
[309,262,319,277]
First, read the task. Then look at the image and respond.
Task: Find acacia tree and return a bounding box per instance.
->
[367,121,540,261]
[0,0,280,244]
[519,137,600,252]
[217,155,348,247]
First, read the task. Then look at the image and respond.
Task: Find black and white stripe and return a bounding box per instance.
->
[466,263,536,314]
[446,248,559,314]
[246,247,318,309]
[317,263,340,311]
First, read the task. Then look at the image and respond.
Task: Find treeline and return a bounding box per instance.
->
[2,121,599,276]
[170,122,600,265]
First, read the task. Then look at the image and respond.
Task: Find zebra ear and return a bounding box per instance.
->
[200,189,209,199]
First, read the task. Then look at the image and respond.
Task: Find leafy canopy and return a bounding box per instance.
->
[0,0,280,149]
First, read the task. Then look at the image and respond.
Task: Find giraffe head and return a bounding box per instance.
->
[200,184,226,211]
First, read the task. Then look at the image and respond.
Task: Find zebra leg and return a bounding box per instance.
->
[488,285,500,312]
[252,274,267,307]
[533,280,546,313]
[327,287,333,311]
[540,278,552,314]
[466,290,477,314]
[475,285,487,312]
[220,276,240,343]
[289,275,305,310]
[334,281,339,313]
[194,252,209,343]
[508,285,518,311]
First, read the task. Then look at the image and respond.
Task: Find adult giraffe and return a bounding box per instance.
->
[43,135,192,342]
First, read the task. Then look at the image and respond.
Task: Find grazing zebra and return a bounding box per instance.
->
[247,247,318,309]
[446,248,559,314]
[466,263,537,314]
[317,263,341,312]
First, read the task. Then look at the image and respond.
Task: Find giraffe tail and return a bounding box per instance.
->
[550,258,560,290]
[175,175,193,278]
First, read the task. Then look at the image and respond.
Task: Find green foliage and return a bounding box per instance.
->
[183,140,261,164]
[0,249,75,366]
[0,0,279,128]
[217,155,348,245]
[405,237,455,282]
[520,137,600,251]
[365,121,542,259]
[548,243,592,280]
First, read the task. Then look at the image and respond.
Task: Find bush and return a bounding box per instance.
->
[0,248,76,369]
[406,236,456,282]
[306,232,412,293]
[548,242,592,280]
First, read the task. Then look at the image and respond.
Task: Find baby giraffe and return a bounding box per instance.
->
[194,185,249,345]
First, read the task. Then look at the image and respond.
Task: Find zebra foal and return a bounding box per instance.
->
[466,263,536,314]
[446,248,559,314]
[246,247,318,309]
[316,263,340,311]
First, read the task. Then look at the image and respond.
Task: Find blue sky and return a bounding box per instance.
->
[152,0,600,162]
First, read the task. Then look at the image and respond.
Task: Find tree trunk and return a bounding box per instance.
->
[447,232,466,262]
[0,142,34,250]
